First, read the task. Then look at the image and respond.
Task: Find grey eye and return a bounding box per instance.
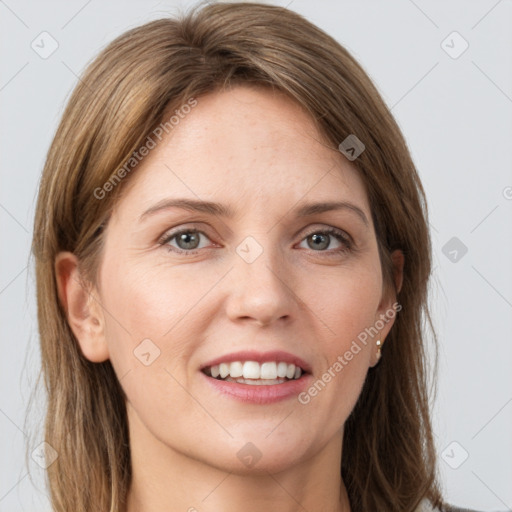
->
[175,231,201,250]
[306,233,330,250]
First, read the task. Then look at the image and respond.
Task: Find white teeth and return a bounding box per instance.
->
[230,361,243,378]
[242,361,260,379]
[276,361,288,378]
[224,377,287,385]
[205,360,304,381]
[219,362,229,379]
[260,362,277,380]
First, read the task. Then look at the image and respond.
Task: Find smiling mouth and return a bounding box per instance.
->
[202,360,306,385]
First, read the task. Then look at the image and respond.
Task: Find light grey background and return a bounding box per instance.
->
[1,1,511,511]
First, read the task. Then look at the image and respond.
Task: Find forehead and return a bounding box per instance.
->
[111,85,371,224]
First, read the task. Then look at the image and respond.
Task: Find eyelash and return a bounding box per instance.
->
[158,226,353,257]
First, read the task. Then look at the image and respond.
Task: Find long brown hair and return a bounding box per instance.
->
[30,2,445,511]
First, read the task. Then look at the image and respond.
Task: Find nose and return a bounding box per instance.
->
[225,243,296,327]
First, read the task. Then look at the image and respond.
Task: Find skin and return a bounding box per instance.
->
[56,85,404,512]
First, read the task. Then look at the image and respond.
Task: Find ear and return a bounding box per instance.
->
[371,249,404,366]
[54,251,109,362]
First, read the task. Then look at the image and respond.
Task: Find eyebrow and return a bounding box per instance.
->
[139,198,369,227]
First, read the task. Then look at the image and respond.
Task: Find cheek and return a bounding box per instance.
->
[100,259,222,372]
[299,265,381,412]
[307,262,383,343]
[98,261,214,430]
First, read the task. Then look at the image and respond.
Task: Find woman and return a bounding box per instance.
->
[31,2,483,511]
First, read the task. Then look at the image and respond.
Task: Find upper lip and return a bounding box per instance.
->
[200,350,312,374]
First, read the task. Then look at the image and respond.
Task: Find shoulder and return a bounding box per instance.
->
[444,506,487,512]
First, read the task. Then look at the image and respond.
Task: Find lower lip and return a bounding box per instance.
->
[201,371,313,404]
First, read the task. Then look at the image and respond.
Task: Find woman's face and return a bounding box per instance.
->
[86,85,400,474]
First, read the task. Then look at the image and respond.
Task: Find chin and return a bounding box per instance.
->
[198,434,313,476]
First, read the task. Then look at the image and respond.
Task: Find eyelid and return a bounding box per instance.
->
[300,224,353,244]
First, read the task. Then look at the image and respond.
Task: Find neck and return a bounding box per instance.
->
[124,406,351,512]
